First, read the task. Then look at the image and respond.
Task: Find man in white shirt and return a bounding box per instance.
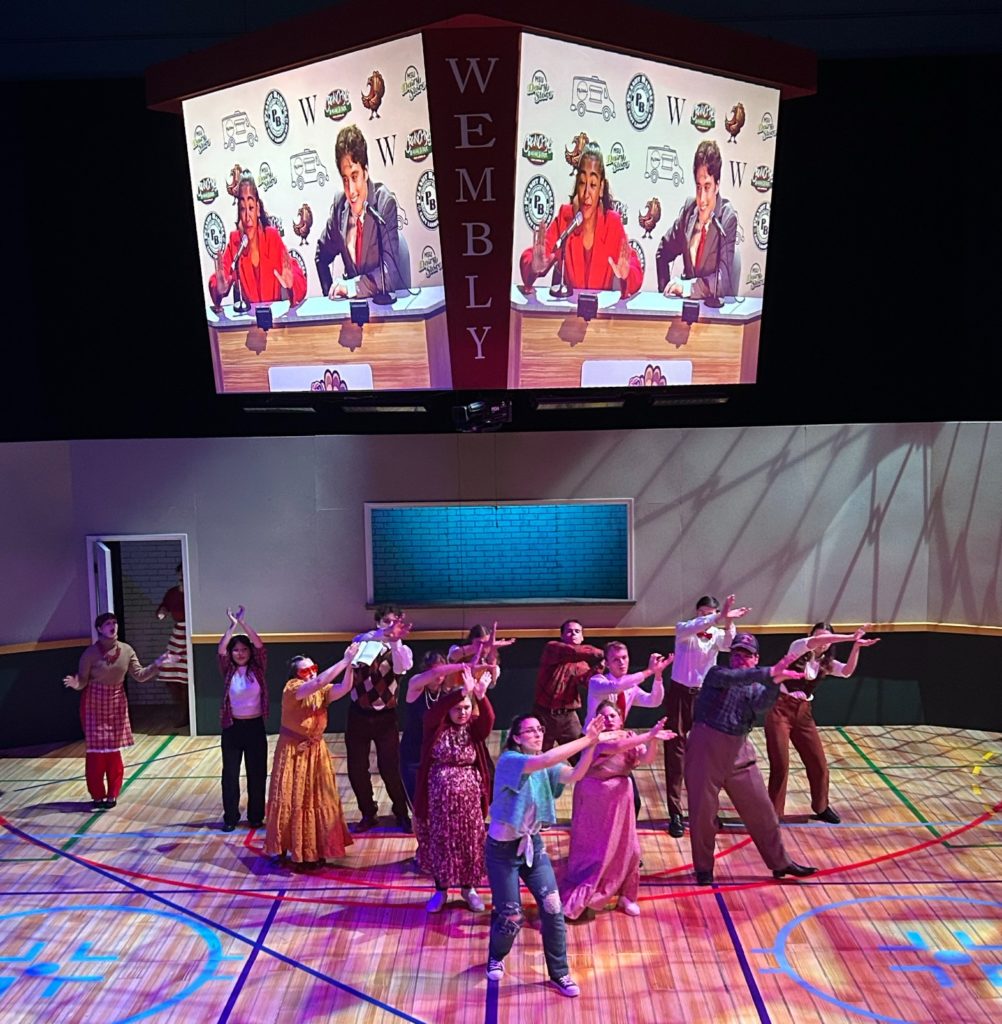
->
[665,593,750,838]
[586,643,672,724]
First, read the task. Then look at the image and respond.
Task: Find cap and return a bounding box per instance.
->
[731,632,759,654]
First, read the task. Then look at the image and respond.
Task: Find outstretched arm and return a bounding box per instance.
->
[521,716,603,775]
[298,643,360,702]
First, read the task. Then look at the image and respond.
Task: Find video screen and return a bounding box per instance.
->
[181,34,449,394]
[509,33,780,390]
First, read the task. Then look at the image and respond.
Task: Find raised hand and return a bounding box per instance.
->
[855,637,881,647]
[273,249,294,290]
[770,651,806,684]
[384,618,412,642]
[585,715,605,743]
[608,236,632,281]
[720,594,751,620]
[531,219,552,275]
[343,641,361,663]
[648,652,674,675]
[646,716,668,738]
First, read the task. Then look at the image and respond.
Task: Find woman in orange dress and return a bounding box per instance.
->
[264,645,357,867]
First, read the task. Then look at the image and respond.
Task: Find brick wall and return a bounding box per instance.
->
[119,540,183,705]
[369,502,630,605]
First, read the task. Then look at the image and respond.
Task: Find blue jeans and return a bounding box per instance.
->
[485,834,569,979]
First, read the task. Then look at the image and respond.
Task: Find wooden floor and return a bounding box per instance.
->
[1,724,1000,1024]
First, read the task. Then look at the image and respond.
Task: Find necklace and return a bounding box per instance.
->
[424,689,442,708]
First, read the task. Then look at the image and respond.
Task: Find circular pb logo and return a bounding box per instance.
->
[753,201,770,250]
[626,74,654,131]
[202,212,226,258]
[523,175,555,229]
[288,248,307,281]
[416,169,438,229]
[629,239,646,273]
[263,89,290,145]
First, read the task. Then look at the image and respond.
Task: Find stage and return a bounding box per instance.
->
[1,725,1000,1023]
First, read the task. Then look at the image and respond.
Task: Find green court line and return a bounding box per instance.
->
[837,727,941,839]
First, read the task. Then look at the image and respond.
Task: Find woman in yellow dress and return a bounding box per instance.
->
[265,645,358,868]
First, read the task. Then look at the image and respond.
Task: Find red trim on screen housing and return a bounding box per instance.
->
[145,0,815,113]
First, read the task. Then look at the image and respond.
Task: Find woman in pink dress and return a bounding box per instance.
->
[561,701,673,919]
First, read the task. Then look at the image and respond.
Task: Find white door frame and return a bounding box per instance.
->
[85,533,196,737]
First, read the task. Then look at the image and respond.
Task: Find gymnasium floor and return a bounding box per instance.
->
[1,724,1000,1023]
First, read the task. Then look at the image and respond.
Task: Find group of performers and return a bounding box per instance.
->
[63,593,878,999]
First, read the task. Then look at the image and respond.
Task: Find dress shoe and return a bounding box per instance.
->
[91,800,107,812]
[247,821,265,830]
[695,870,714,885]
[463,888,486,913]
[667,813,685,838]
[617,896,641,916]
[104,798,117,809]
[812,807,841,824]
[352,815,378,833]
[221,823,237,833]
[773,862,817,879]
[396,814,413,833]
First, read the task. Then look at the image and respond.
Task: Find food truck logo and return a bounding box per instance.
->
[191,125,211,155]
[202,212,226,258]
[523,175,555,229]
[607,142,630,173]
[571,75,616,121]
[753,202,770,250]
[405,128,433,162]
[626,74,655,131]
[629,239,646,273]
[610,199,628,226]
[416,169,438,229]
[290,149,329,190]
[222,111,259,151]
[751,165,773,192]
[263,89,290,145]
[419,245,443,278]
[645,145,685,187]
[527,69,554,104]
[324,88,352,121]
[401,65,427,101]
[757,111,777,140]
[522,132,554,166]
[196,177,219,204]
[690,102,716,132]
[257,162,278,191]
[746,262,765,289]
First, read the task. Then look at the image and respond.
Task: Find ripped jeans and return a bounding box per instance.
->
[485,834,568,979]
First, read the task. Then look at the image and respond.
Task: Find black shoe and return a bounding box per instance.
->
[773,862,817,879]
[695,870,714,885]
[91,800,107,812]
[812,807,841,824]
[221,823,237,833]
[396,814,413,834]
[247,821,265,830]
[667,813,685,838]
[104,798,117,809]
[352,815,378,834]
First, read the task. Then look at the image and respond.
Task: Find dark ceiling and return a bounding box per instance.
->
[2,0,1001,79]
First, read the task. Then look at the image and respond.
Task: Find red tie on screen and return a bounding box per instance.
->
[354,216,364,270]
[694,224,707,270]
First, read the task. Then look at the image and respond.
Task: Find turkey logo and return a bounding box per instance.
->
[565,132,590,175]
[362,71,386,120]
[293,204,313,246]
[724,102,746,143]
[225,164,244,204]
[638,197,662,238]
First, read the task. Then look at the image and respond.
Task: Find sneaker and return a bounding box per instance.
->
[550,975,580,998]
[426,889,447,913]
[617,896,641,916]
[463,888,486,913]
[221,823,237,833]
[667,813,684,838]
[485,958,505,982]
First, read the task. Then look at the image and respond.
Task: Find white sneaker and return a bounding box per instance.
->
[486,958,505,981]
[463,888,486,913]
[426,889,447,913]
[551,975,580,998]
[618,896,641,916]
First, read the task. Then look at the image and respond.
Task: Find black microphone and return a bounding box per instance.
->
[554,209,584,250]
[364,201,386,227]
[231,232,248,273]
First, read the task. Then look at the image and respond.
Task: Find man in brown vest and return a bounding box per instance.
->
[345,605,414,832]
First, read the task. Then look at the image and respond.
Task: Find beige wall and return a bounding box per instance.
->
[2,421,997,645]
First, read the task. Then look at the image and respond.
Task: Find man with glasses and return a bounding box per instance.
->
[345,604,414,832]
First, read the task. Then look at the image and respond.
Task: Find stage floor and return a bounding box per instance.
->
[1,725,1000,1024]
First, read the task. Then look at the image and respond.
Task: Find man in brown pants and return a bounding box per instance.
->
[685,632,818,885]
[533,620,605,752]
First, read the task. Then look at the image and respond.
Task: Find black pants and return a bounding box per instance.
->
[345,703,409,820]
[221,717,267,827]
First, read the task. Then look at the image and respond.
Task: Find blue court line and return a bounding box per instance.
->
[0,817,427,1024]
[484,974,499,1024]
[216,889,284,1024]
[714,890,773,1024]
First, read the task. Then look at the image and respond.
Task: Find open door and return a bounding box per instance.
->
[92,541,115,636]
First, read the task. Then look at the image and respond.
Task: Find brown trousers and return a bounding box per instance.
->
[765,695,829,816]
[684,722,789,877]
[345,703,409,821]
[535,705,583,752]
[662,681,700,817]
